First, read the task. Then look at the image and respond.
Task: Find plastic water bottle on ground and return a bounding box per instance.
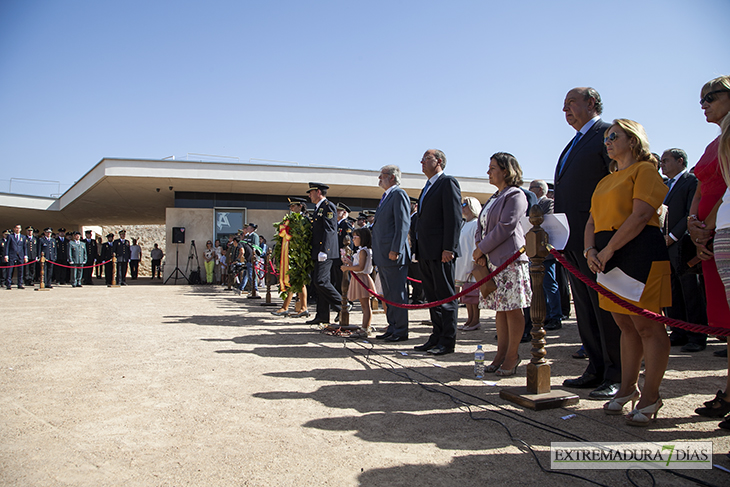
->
[474,345,485,378]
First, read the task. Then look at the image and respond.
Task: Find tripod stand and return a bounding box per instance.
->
[164,243,189,284]
[185,240,202,284]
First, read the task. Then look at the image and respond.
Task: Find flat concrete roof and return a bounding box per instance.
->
[0,158,496,230]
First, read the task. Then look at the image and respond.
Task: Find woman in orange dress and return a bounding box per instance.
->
[584,119,671,426]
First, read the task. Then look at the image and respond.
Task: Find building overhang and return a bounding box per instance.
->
[0,158,497,230]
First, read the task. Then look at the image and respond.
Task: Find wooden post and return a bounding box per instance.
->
[247,253,261,299]
[36,253,50,291]
[110,255,120,287]
[261,249,278,306]
[500,205,579,410]
[339,236,353,326]
[340,271,351,326]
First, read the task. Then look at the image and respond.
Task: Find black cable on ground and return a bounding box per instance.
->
[341,336,721,487]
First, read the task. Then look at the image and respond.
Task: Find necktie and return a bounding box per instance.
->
[419,180,432,207]
[664,178,675,203]
[378,192,387,207]
[558,131,582,175]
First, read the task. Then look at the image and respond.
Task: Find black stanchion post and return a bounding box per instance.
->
[500,205,579,410]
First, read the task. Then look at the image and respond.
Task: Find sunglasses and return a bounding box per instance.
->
[700,89,730,106]
[603,132,620,144]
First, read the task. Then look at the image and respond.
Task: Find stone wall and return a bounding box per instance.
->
[101,224,166,277]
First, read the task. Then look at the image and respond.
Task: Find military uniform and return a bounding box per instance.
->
[332,202,353,295]
[0,233,8,285]
[113,232,132,285]
[55,230,70,284]
[38,229,57,288]
[25,228,39,285]
[83,232,98,285]
[67,233,87,287]
[100,235,115,285]
[307,183,342,323]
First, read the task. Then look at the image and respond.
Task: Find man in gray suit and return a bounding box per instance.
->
[660,148,707,351]
[371,165,411,341]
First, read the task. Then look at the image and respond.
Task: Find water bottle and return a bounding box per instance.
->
[474,345,485,378]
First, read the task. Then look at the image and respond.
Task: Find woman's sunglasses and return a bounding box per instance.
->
[603,132,620,144]
[700,89,730,106]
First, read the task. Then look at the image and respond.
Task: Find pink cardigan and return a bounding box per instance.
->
[475,186,529,267]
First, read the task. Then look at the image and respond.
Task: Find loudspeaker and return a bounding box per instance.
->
[172,227,185,244]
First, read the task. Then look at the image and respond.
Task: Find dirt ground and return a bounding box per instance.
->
[1,280,729,486]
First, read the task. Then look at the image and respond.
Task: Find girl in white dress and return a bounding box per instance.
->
[341,228,376,334]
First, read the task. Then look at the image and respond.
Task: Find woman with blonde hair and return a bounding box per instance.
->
[694,113,730,430]
[689,75,730,323]
[455,196,482,331]
[585,119,671,425]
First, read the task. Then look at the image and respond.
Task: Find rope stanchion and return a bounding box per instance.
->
[350,248,526,310]
[549,248,730,337]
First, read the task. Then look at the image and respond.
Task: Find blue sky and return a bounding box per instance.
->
[1,0,728,196]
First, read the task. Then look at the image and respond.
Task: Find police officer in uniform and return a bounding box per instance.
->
[100,233,115,285]
[83,230,98,285]
[333,202,353,296]
[25,226,39,285]
[0,230,8,285]
[305,182,342,324]
[55,228,69,284]
[113,229,132,285]
[39,227,57,288]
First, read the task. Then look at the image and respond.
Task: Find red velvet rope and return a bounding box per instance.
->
[49,259,113,269]
[549,248,730,337]
[350,248,525,310]
[2,258,38,268]
[407,276,422,284]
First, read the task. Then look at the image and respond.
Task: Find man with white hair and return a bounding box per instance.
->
[372,165,411,341]
[529,179,553,215]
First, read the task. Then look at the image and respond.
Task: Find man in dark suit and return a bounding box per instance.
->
[83,230,97,285]
[305,182,342,324]
[55,228,70,284]
[113,229,132,285]
[407,198,425,304]
[413,149,462,355]
[372,165,411,342]
[38,227,57,288]
[660,148,707,352]
[24,226,39,286]
[554,87,621,399]
[4,224,28,289]
[100,233,115,285]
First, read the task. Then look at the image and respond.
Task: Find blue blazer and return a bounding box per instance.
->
[553,119,612,252]
[4,233,27,260]
[415,173,462,261]
[372,186,410,267]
